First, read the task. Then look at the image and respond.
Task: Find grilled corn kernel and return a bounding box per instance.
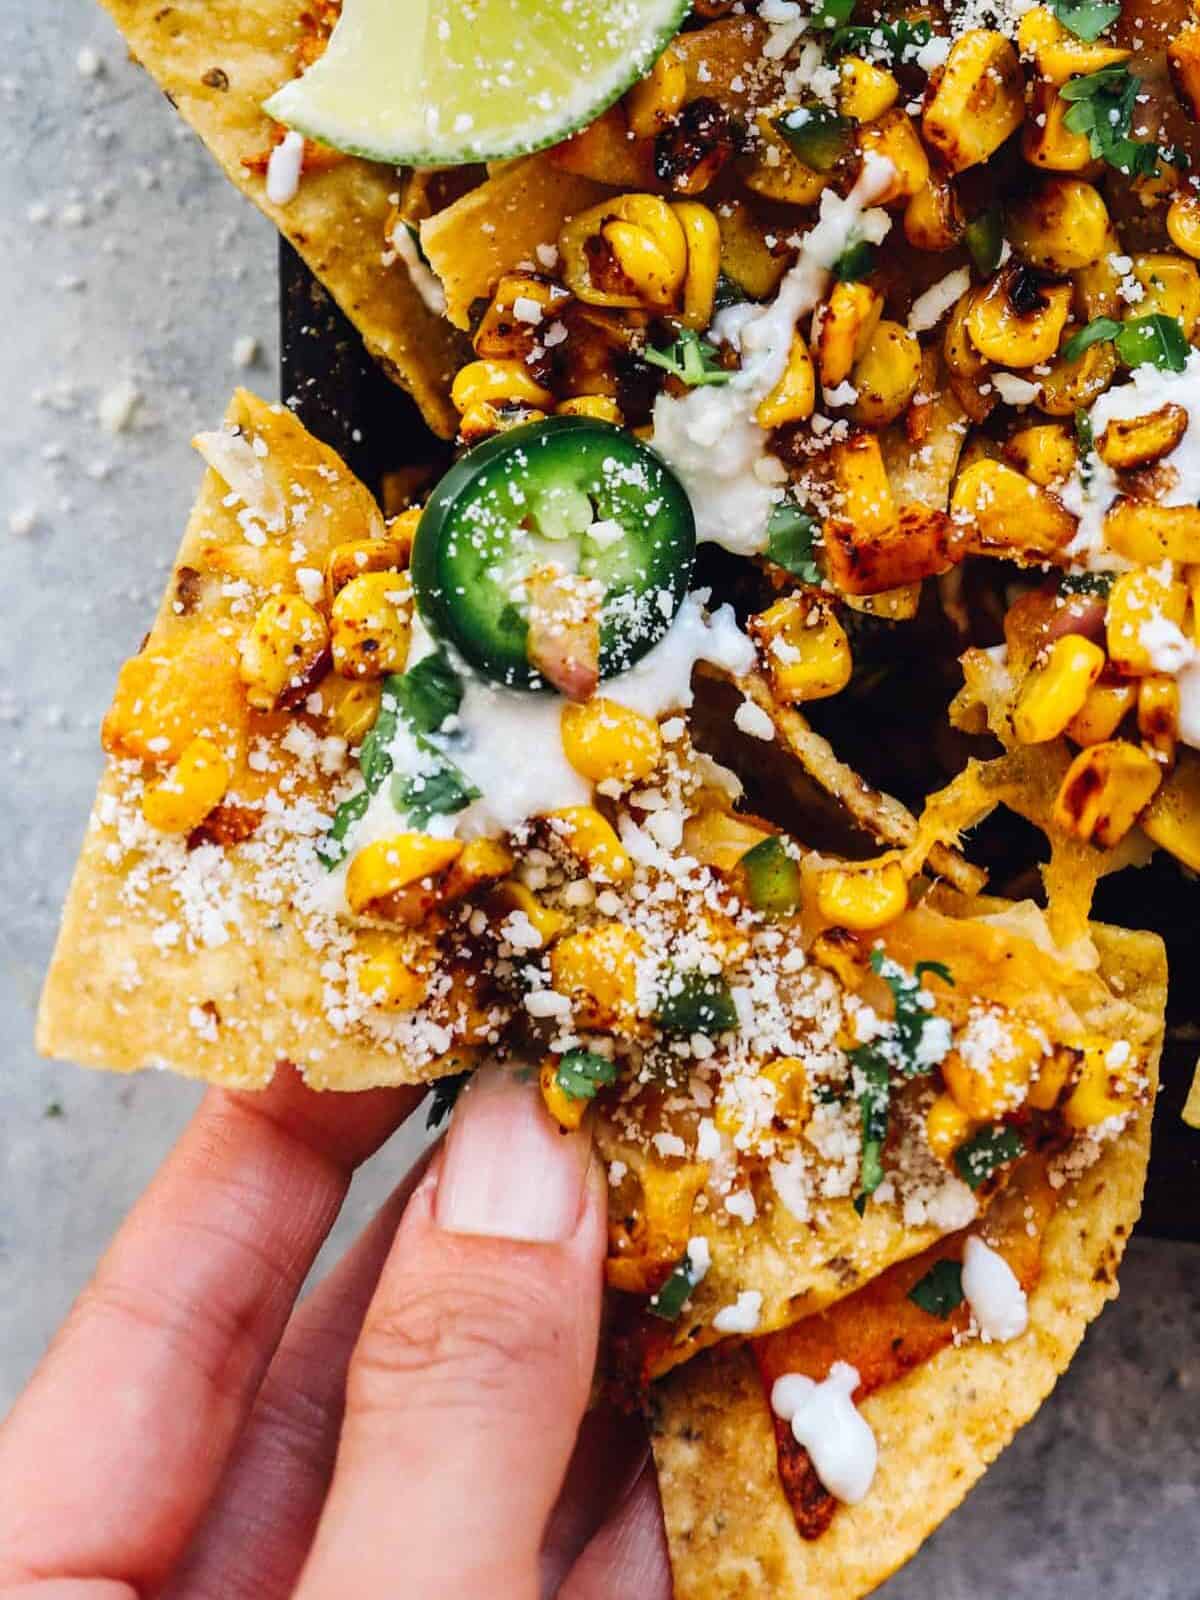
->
[1004,423,1076,485]
[839,56,900,121]
[810,926,870,991]
[324,537,407,608]
[903,174,965,253]
[316,675,382,743]
[1141,751,1200,870]
[1035,337,1118,417]
[1027,1046,1075,1111]
[1097,404,1189,472]
[1008,179,1109,274]
[1013,635,1106,744]
[943,289,996,422]
[239,594,329,712]
[815,281,884,388]
[1106,568,1189,673]
[1169,23,1200,119]
[141,736,231,833]
[682,806,772,872]
[560,697,663,784]
[1167,193,1200,260]
[603,219,680,309]
[1072,227,1124,321]
[671,200,721,330]
[472,273,572,359]
[547,805,632,882]
[815,859,909,931]
[1066,679,1137,745]
[491,879,570,946]
[1105,501,1200,567]
[751,593,853,703]
[346,834,464,916]
[330,570,412,680]
[450,358,554,412]
[859,110,930,205]
[355,935,431,1011]
[922,30,1025,172]
[1017,5,1131,81]
[540,1058,588,1130]
[850,320,922,427]
[1138,673,1179,761]
[1022,78,1096,170]
[941,1023,1040,1121]
[755,333,816,428]
[950,459,1076,560]
[625,45,687,138]
[549,921,642,1029]
[1062,1039,1138,1129]
[560,196,687,308]
[926,1092,975,1162]
[763,1055,812,1132]
[716,198,790,298]
[556,395,623,424]
[1128,253,1200,339]
[831,430,897,534]
[1052,739,1163,847]
[965,271,1072,368]
[440,837,515,903]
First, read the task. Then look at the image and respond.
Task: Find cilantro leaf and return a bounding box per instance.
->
[393,649,464,735]
[645,328,733,387]
[1060,65,1161,177]
[869,948,954,1077]
[827,17,932,61]
[391,762,478,829]
[1061,316,1122,364]
[812,0,855,28]
[955,1123,1026,1189]
[317,788,370,870]
[833,239,876,282]
[554,1048,619,1102]
[713,271,749,312]
[1060,569,1114,597]
[1114,313,1189,373]
[426,1070,471,1130]
[907,1258,965,1317]
[649,1250,707,1320]
[851,1044,890,1214]
[1049,0,1121,40]
[766,501,823,582]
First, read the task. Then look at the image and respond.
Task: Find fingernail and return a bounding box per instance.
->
[436,1063,591,1243]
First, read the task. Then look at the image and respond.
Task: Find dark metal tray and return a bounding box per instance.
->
[278,239,1199,1243]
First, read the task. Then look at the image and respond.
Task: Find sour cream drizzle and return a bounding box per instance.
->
[649,154,895,557]
[771,1361,878,1504]
[961,1235,1028,1343]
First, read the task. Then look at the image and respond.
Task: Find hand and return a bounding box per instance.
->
[0,1064,672,1599]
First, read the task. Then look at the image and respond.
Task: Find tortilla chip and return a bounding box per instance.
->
[99,0,468,436]
[650,920,1166,1599]
[37,390,501,1091]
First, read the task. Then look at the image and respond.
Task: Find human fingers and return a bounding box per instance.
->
[557,1457,673,1600]
[538,1404,650,1596]
[294,1064,606,1600]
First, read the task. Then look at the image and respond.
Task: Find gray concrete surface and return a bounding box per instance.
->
[0,3,1196,1594]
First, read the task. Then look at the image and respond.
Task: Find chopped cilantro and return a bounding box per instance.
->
[964,208,1004,278]
[908,1257,965,1317]
[1115,313,1189,373]
[393,649,464,735]
[712,271,749,312]
[392,762,478,829]
[1059,65,1160,178]
[655,969,739,1036]
[645,328,733,387]
[1060,569,1114,597]
[832,239,876,282]
[555,1048,619,1101]
[426,1070,470,1130]
[358,675,404,790]
[766,501,823,582]
[851,1044,890,1214]
[1048,0,1121,40]
[44,1100,65,1120]
[955,1123,1027,1189]
[827,17,933,61]
[317,789,370,869]
[812,0,855,28]
[649,1251,706,1320]
[870,948,954,1077]
[1061,316,1122,364]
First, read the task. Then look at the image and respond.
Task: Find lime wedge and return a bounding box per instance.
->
[264,0,690,167]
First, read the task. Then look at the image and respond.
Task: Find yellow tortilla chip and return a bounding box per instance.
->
[650,920,1166,1599]
[98,0,468,436]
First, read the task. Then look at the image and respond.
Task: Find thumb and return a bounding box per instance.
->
[294,1064,606,1600]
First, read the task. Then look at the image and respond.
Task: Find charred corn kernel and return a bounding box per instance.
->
[926,1092,974,1163]
[922,30,1025,172]
[472,273,572,359]
[450,358,553,412]
[903,174,964,253]
[603,220,679,309]
[859,110,929,205]
[1141,751,1200,870]
[561,697,662,784]
[239,594,329,711]
[951,459,1076,560]
[1128,253,1200,339]
[1066,679,1137,745]
[762,1056,811,1131]
[387,506,422,562]
[1022,78,1096,170]
[547,805,632,882]
[815,281,884,388]
[1035,336,1118,417]
[1017,5,1130,81]
[1105,501,1200,567]
[324,537,407,608]
[1008,179,1108,274]
[625,45,687,138]
[556,395,623,424]
[355,936,431,1011]
[1013,635,1106,744]
[1004,423,1076,485]
[1062,1039,1139,1129]
[1106,568,1189,673]
[755,332,816,428]
[850,320,922,427]
[751,593,853,703]
[458,401,547,443]
[810,927,870,990]
[1138,673,1179,760]
[1167,193,1200,260]
[492,879,569,946]
[440,837,515,903]
[941,1023,1041,1121]
[1072,228,1124,322]
[540,1059,588,1130]
[831,430,896,534]
[346,834,463,915]
[1052,739,1163,847]
[317,675,381,743]
[842,583,922,620]
[559,195,687,309]
[682,807,772,872]
[673,201,721,330]
[965,272,1072,367]
[1168,24,1200,120]
[1097,404,1189,472]
[549,921,642,1028]
[1027,1046,1075,1111]
[141,736,230,833]
[839,56,899,121]
[816,860,908,931]
[330,570,412,680]
[943,289,996,422]
[716,198,790,298]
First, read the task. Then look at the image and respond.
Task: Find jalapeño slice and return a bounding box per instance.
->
[411,417,696,691]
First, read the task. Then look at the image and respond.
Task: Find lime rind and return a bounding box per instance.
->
[264,0,691,168]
